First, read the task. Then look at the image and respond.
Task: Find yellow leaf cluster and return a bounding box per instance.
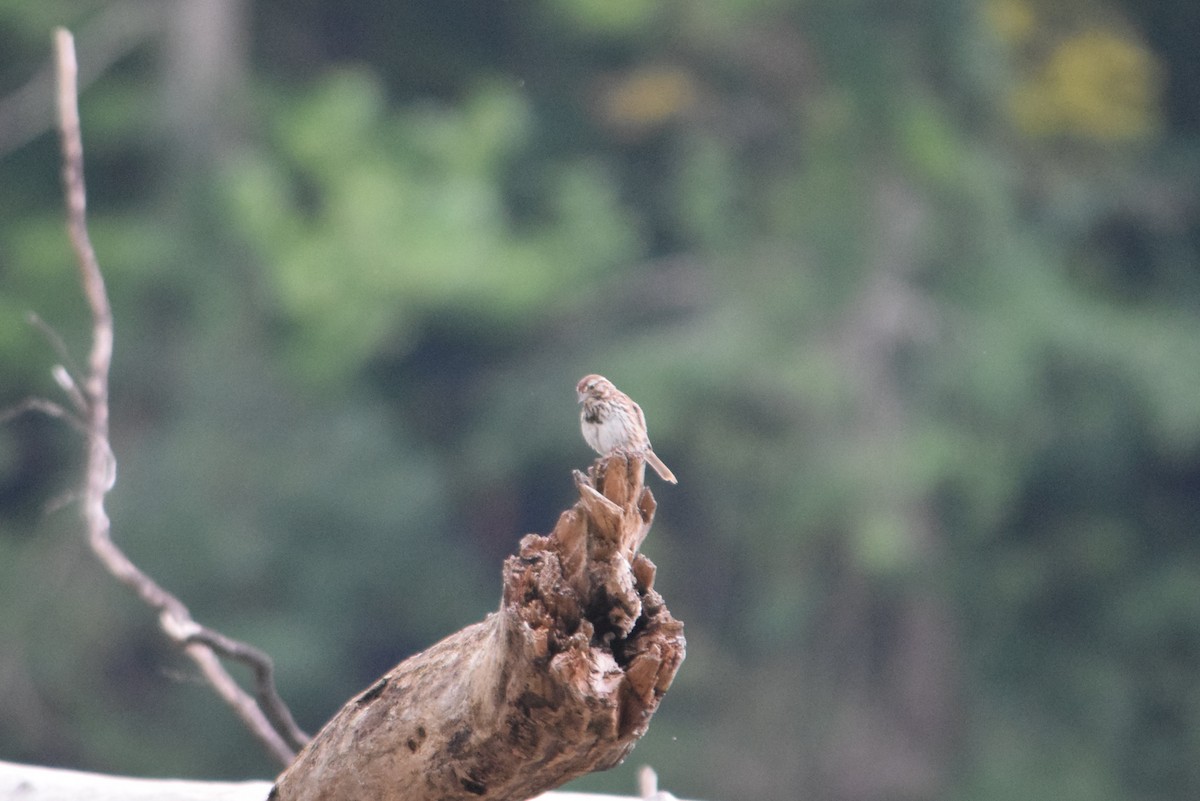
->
[985,0,1163,141]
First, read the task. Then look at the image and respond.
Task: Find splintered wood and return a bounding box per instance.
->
[271,454,685,801]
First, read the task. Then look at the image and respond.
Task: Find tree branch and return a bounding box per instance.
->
[0,396,83,432]
[51,27,306,766]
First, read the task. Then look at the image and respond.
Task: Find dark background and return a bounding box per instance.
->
[3,1,1200,800]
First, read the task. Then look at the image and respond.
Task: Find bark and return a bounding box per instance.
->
[271,454,686,801]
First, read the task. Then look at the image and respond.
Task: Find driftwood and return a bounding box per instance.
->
[0,760,692,801]
[271,454,685,801]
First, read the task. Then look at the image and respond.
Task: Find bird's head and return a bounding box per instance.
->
[576,374,609,403]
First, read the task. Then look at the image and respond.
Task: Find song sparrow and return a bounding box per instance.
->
[576,374,677,484]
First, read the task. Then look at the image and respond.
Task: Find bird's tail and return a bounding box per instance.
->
[645,450,677,484]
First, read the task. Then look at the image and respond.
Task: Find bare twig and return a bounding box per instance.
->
[639,766,677,800]
[50,364,89,415]
[51,27,307,766]
[638,766,657,799]
[28,311,86,387]
[176,623,310,751]
[0,396,84,432]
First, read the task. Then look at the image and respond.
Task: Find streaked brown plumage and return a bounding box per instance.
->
[576,374,677,484]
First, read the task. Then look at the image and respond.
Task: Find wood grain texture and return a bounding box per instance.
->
[271,454,685,801]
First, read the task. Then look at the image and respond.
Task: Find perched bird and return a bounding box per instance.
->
[576,374,677,484]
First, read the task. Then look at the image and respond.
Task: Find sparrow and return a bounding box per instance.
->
[576,374,677,483]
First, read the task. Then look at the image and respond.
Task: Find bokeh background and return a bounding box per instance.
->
[3,1,1200,800]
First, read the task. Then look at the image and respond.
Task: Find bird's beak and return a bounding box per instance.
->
[576,389,586,404]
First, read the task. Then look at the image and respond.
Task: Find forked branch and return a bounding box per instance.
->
[50,27,307,765]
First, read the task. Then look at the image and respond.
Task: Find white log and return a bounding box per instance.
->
[0,761,687,801]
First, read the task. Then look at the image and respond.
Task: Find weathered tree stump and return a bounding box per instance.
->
[271,454,685,801]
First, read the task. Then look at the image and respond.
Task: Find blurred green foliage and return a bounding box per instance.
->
[222,68,641,380]
[2,1,1200,800]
